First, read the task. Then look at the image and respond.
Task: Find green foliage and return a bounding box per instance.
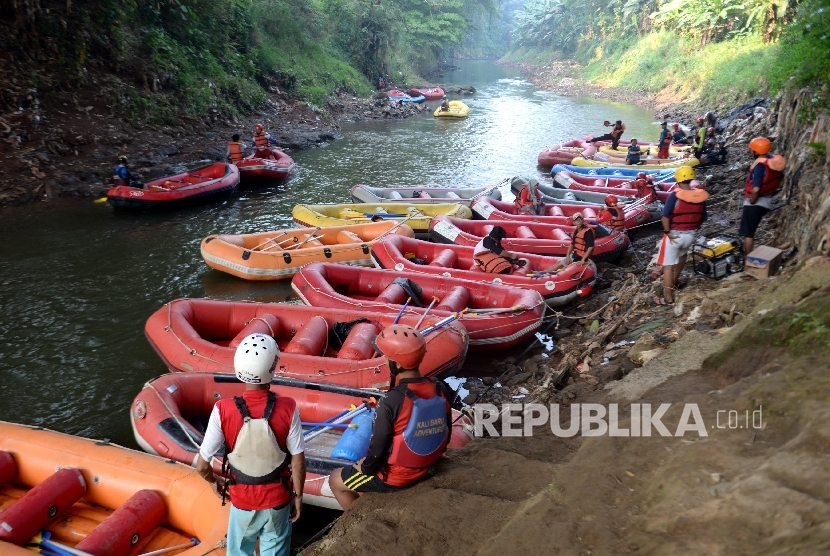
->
[766,0,830,95]
[806,142,827,164]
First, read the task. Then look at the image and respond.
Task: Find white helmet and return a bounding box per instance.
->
[233,334,279,384]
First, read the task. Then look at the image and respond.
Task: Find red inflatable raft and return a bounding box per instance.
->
[429,214,630,260]
[106,162,239,211]
[236,147,295,181]
[409,87,445,100]
[370,235,596,305]
[537,139,597,166]
[145,299,468,390]
[471,197,653,230]
[292,262,546,350]
[553,169,676,202]
[130,373,474,510]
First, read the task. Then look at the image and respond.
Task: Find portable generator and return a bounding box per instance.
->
[692,235,743,279]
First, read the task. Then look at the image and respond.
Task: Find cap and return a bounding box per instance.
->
[660,121,667,125]
[572,212,584,222]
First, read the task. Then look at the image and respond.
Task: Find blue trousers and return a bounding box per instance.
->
[227,503,291,556]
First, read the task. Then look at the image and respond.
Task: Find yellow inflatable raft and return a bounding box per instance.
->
[0,421,228,556]
[433,100,469,118]
[201,220,415,280]
[293,203,472,233]
[598,145,693,156]
[572,154,699,169]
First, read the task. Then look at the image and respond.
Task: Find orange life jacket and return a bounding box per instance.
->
[254,129,269,148]
[228,142,244,163]
[744,156,784,198]
[669,193,706,231]
[571,226,594,258]
[606,206,625,232]
[514,186,541,209]
[473,250,513,274]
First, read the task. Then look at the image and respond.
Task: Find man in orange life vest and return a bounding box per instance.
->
[196,334,306,556]
[252,123,275,155]
[473,225,529,274]
[329,324,453,510]
[657,122,672,159]
[546,212,596,275]
[598,195,626,232]
[588,119,626,150]
[515,180,543,215]
[655,166,709,305]
[227,134,245,164]
[739,136,785,255]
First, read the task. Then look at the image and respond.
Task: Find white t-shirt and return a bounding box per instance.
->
[199,405,304,463]
[743,196,774,210]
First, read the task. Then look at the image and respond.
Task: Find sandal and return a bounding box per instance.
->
[675,275,688,289]
[653,296,674,306]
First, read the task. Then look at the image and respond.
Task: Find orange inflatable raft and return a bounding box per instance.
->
[0,421,228,556]
[130,373,474,510]
[200,221,414,280]
[144,299,469,390]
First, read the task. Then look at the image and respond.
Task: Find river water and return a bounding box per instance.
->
[0,60,657,446]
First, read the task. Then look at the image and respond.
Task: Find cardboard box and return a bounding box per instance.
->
[745,245,783,279]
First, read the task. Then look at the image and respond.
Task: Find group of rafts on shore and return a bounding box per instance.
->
[0,131,696,555]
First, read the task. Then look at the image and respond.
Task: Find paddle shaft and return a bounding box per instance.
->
[138,540,199,556]
[414,296,439,328]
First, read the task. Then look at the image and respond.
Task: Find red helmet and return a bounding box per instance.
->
[697,117,704,124]
[636,172,647,179]
[672,123,680,130]
[605,195,618,206]
[707,127,715,133]
[374,325,426,369]
[255,123,264,130]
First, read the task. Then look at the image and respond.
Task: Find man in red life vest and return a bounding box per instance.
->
[472,225,529,274]
[196,334,306,556]
[655,166,709,305]
[657,122,672,159]
[633,172,659,204]
[252,123,275,156]
[329,325,453,510]
[739,136,786,255]
[598,195,626,232]
[588,119,626,150]
[515,180,543,214]
[112,155,143,188]
[227,134,245,164]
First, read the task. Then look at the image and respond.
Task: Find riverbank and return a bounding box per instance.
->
[0,71,473,206]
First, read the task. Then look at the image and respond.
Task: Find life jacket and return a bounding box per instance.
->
[473,237,513,274]
[606,206,625,232]
[668,190,708,231]
[386,382,449,468]
[514,184,541,209]
[627,145,641,161]
[254,129,269,148]
[660,129,672,146]
[634,179,658,204]
[744,156,785,198]
[572,226,594,258]
[611,124,624,139]
[225,392,289,487]
[228,142,244,164]
[112,165,128,187]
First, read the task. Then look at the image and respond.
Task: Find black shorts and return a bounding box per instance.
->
[739,205,770,238]
[340,466,404,494]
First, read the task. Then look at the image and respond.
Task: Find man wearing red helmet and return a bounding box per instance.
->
[329,325,453,510]
[599,195,626,232]
[633,172,658,204]
[671,123,688,144]
[739,136,786,254]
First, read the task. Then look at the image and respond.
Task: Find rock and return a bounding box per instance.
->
[34,152,50,164]
[482,377,496,386]
[597,364,623,383]
[627,333,664,365]
[503,357,517,365]
[505,371,532,386]
[158,146,179,156]
[552,328,572,338]
[523,359,538,375]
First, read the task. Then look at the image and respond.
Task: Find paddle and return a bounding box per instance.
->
[261,234,306,252]
[250,231,289,252]
[392,297,412,324]
[414,296,440,328]
[370,211,422,243]
[465,305,529,315]
[420,309,468,336]
[469,177,509,202]
[27,532,94,556]
[285,227,321,250]
[137,539,200,556]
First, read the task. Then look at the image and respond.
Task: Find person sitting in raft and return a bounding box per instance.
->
[625,138,642,165]
[515,181,543,215]
[112,155,143,189]
[633,172,659,204]
[227,134,246,165]
[329,324,454,511]
[252,123,275,156]
[588,120,626,150]
[440,96,450,112]
[671,123,688,144]
[546,212,596,274]
[598,195,626,232]
[473,226,529,274]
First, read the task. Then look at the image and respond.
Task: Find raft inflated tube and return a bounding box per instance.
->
[330,410,375,461]
[0,468,86,545]
[75,490,166,556]
[0,451,17,487]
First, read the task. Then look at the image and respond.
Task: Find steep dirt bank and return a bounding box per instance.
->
[0,60,473,206]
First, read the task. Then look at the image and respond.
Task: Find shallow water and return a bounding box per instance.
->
[0,60,658,447]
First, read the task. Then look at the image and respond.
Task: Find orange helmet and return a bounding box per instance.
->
[749,137,771,155]
[373,325,426,370]
[605,195,618,206]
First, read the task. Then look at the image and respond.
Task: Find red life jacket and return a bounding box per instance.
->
[228,142,244,163]
[744,157,784,198]
[254,129,269,148]
[514,186,541,209]
[634,179,658,204]
[572,226,594,258]
[386,381,449,469]
[606,206,625,232]
[669,194,706,231]
[217,390,295,510]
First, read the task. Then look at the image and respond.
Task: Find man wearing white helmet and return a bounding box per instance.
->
[196,334,305,556]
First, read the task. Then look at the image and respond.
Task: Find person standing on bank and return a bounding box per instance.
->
[739,137,786,255]
[657,122,672,159]
[196,334,305,556]
[655,166,709,306]
[329,324,453,510]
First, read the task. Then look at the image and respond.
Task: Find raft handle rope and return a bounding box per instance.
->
[147,380,203,452]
